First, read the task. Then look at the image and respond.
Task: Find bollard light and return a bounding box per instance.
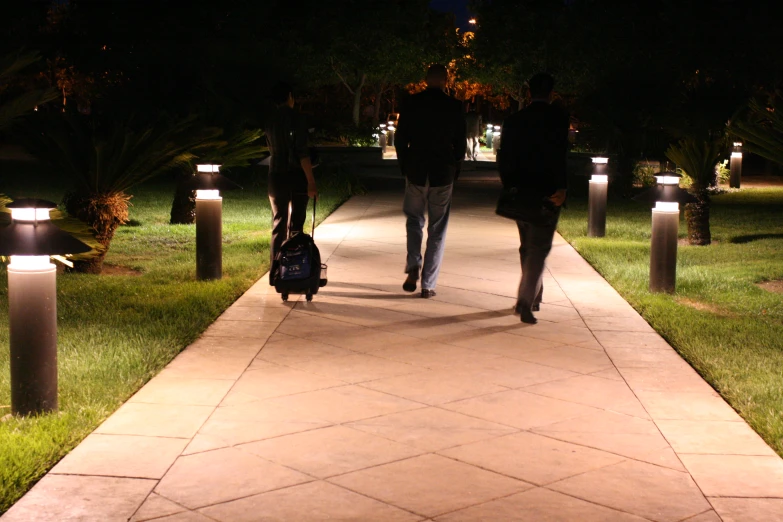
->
[387,124,396,148]
[180,164,241,281]
[485,124,493,147]
[588,157,609,237]
[0,198,91,415]
[380,130,388,154]
[729,141,742,188]
[492,125,501,155]
[632,172,696,293]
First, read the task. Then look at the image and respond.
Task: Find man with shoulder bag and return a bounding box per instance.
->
[496,73,569,324]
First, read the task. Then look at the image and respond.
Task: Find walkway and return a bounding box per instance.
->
[4,183,783,522]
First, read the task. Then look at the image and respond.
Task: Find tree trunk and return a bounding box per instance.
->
[352,73,366,127]
[170,189,196,224]
[170,171,196,224]
[685,191,711,246]
[64,191,131,274]
[615,153,636,196]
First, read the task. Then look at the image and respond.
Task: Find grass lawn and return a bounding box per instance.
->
[0,162,358,514]
[558,187,783,457]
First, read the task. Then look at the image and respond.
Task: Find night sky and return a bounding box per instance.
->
[429,0,472,29]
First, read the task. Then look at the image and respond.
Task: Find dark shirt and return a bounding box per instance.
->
[497,101,569,196]
[265,105,309,189]
[395,88,466,187]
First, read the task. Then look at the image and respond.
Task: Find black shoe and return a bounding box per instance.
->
[403,275,417,293]
[532,303,541,312]
[514,302,537,324]
[421,289,436,299]
[519,309,537,324]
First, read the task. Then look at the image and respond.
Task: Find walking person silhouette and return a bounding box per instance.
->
[497,73,569,323]
[395,64,467,298]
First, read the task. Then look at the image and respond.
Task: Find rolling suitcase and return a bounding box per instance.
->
[273,198,327,302]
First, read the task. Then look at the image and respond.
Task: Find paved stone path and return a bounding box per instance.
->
[4,184,783,521]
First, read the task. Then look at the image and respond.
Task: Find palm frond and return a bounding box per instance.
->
[730,95,783,166]
[191,128,267,168]
[0,50,58,130]
[665,138,722,191]
[17,113,226,195]
[48,209,104,260]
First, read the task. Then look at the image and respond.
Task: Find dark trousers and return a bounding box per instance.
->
[516,211,560,310]
[269,185,309,284]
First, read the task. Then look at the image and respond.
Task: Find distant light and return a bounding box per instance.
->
[493,125,500,131]
[196,189,221,200]
[655,201,680,212]
[11,208,51,221]
[9,255,51,270]
[468,18,477,24]
[733,142,743,147]
[592,157,609,164]
[655,175,680,185]
[731,152,742,158]
[197,164,221,173]
[590,174,609,183]
[487,124,493,129]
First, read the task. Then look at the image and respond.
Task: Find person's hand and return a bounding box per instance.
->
[307,181,318,199]
[549,189,567,207]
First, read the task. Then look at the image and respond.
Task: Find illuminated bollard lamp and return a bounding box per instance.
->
[588,157,609,237]
[180,165,241,281]
[0,199,90,415]
[729,141,742,189]
[379,130,388,154]
[492,125,501,155]
[387,122,396,148]
[633,172,697,293]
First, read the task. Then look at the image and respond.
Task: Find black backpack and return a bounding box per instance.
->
[273,199,326,302]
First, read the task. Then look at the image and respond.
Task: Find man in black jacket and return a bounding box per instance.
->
[497,73,569,323]
[395,64,466,298]
[265,82,318,285]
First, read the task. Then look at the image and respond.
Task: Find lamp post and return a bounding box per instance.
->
[633,172,696,293]
[588,157,609,237]
[730,141,742,188]
[492,125,501,155]
[485,124,493,148]
[387,121,395,147]
[180,165,241,281]
[0,199,90,415]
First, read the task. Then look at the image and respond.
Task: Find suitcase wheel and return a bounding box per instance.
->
[306,292,313,302]
[281,293,289,302]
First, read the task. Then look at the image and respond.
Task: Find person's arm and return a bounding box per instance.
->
[395,104,411,174]
[549,109,570,206]
[453,107,467,163]
[497,121,518,189]
[295,115,317,198]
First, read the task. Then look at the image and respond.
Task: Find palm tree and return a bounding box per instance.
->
[730,93,783,166]
[665,138,722,246]
[19,113,223,273]
[0,51,57,131]
[170,129,265,224]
